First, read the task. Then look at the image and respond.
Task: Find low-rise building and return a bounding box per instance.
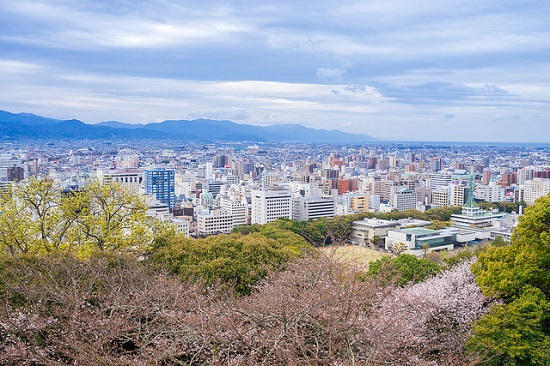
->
[350,218,400,245]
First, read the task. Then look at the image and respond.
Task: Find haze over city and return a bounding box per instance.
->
[1,0,549,142]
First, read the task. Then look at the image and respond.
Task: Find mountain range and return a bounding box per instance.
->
[0,110,377,143]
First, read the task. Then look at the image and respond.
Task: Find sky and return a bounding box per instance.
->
[1,0,549,142]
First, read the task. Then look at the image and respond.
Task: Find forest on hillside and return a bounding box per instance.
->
[0,179,548,365]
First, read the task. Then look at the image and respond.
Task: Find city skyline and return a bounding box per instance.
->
[1,1,549,142]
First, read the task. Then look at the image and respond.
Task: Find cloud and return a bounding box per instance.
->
[1,0,550,142]
[316,66,346,82]
[373,81,511,105]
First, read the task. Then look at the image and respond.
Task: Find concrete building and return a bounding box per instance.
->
[350,194,370,212]
[522,178,550,205]
[389,186,417,212]
[432,188,450,207]
[449,182,467,207]
[292,196,335,221]
[385,227,455,254]
[251,187,292,224]
[197,209,235,235]
[429,172,452,190]
[474,182,506,203]
[220,195,248,227]
[451,205,506,227]
[97,168,143,193]
[350,217,401,245]
[144,168,176,209]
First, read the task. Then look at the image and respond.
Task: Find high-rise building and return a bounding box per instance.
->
[430,157,442,172]
[144,168,176,209]
[6,166,24,182]
[449,182,467,207]
[432,188,450,207]
[251,187,292,224]
[481,169,492,185]
[389,186,417,212]
[292,196,335,221]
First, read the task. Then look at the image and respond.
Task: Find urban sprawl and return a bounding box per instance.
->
[2,140,549,256]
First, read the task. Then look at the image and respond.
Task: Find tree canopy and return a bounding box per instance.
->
[0,178,161,256]
[469,193,550,365]
[151,230,312,295]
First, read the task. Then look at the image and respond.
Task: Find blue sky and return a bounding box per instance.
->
[1,0,549,142]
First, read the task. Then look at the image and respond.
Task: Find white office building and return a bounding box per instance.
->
[389,186,417,212]
[292,196,335,221]
[251,187,292,224]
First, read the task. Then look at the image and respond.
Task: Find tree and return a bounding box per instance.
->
[151,232,312,295]
[422,243,430,256]
[0,178,75,254]
[0,178,158,255]
[62,180,153,252]
[368,253,441,286]
[469,193,550,365]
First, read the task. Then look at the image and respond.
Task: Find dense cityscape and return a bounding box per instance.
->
[2,138,549,254]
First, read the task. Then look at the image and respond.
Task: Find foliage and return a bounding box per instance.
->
[0,252,218,365]
[367,253,441,286]
[467,286,550,365]
[63,180,153,252]
[0,178,74,254]
[151,232,312,295]
[424,206,463,221]
[0,178,159,256]
[0,252,487,365]
[370,261,489,365]
[469,193,550,365]
[426,219,453,230]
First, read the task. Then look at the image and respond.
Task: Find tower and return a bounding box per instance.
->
[144,168,176,209]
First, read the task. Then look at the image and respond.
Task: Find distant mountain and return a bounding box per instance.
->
[0,110,377,143]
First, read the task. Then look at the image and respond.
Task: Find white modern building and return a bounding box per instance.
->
[350,218,401,245]
[389,186,417,212]
[197,209,235,235]
[292,196,335,221]
[251,187,292,224]
[220,195,248,227]
[522,178,550,205]
[474,182,506,203]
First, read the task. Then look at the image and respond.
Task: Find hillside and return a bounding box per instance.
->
[0,110,377,143]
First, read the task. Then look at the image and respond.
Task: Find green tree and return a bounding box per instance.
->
[0,178,75,254]
[64,181,152,252]
[0,178,157,256]
[151,232,312,295]
[469,193,550,364]
[368,253,441,286]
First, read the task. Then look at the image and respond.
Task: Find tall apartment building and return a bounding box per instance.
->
[517,167,535,185]
[449,183,467,207]
[481,169,492,185]
[292,196,335,221]
[474,182,506,202]
[522,178,550,205]
[251,187,292,224]
[432,188,450,207]
[389,186,417,212]
[220,195,248,227]
[429,173,452,190]
[336,178,358,195]
[144,168,176,209]
[430,157,442,172]
[350,194,370,212]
